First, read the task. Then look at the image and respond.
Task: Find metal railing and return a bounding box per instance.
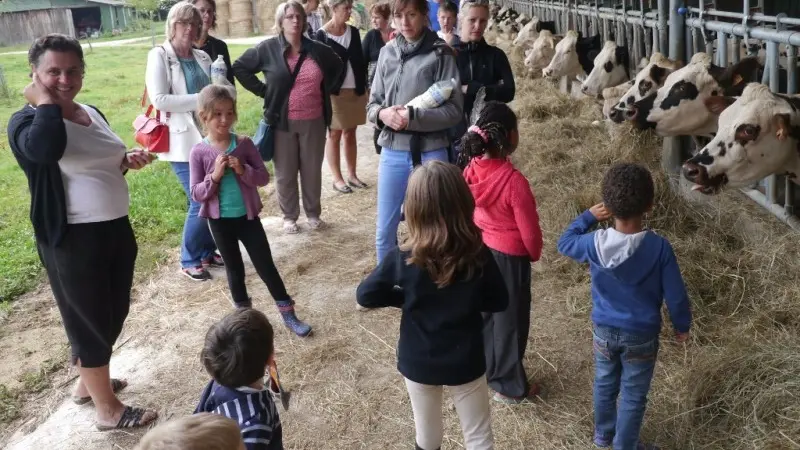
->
[493,0,800,230]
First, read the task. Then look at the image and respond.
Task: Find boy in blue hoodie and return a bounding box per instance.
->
[557,163,691,450]
[195,309,283,450]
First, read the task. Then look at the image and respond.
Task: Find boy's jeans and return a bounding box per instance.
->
[592,324,659,450]
[375,147,449,263]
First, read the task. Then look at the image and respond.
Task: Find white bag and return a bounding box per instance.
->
[405,78,456,110]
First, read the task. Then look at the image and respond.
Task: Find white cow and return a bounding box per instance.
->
[580,41,631,97]
[682,83,800,194]
[541,30,600,82]
[524,30,559,76]
[512,18,540,48]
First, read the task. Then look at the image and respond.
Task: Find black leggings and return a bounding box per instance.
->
[208,216,290,306]
[38,216,137,368]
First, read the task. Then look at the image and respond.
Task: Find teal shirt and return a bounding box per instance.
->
[205,135,247,218]
[180,57,210,94]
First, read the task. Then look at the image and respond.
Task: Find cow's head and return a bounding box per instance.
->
[608,52,681,123]
[524,30,558,72]
[581,41,630,97]
[542,30,583,79]
[603,80,635,119]
[682,83,800,194]
[512,18,539,47]
[635,53,760,137]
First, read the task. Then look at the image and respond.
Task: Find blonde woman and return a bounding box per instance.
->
[233,1,342,234]
[145,1,222,281]
[315,0,369,193]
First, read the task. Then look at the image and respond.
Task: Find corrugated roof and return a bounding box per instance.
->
[86,0,129,6]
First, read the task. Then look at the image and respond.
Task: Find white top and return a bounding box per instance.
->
[144,41,212,162]
[327,28,356,89]
[59,104,130,224]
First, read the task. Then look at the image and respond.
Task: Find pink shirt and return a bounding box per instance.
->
[287,53,324,121]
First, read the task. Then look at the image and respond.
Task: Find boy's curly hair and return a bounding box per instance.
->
[601,163,654,220]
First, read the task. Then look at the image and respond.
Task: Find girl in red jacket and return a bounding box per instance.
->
[461,101,544,404]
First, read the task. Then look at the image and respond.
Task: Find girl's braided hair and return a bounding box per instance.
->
[456,101,518,168]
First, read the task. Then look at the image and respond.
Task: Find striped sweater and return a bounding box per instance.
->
[194,380,283,450]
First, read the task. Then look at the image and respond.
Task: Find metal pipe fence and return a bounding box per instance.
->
[493,0,800,231]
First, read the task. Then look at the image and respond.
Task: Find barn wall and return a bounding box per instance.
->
[0,8,75,46]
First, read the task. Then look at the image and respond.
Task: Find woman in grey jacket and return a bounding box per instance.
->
[367,0,464,264]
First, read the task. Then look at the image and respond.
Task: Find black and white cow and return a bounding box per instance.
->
[541,31,602,81]
[607,52,683,123]
[580,41,631,97]
[682,83,800,194]
[626,52,761,136]
[512,18,557,48]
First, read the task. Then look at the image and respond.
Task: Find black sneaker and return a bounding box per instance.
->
[181,266,211,281]
[202,253,224,268]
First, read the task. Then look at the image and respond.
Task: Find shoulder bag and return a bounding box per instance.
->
[133,46,171,153]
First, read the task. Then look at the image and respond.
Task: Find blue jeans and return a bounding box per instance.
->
[592,324,659,450]
[171,162,217,268]
[375,147,449,263]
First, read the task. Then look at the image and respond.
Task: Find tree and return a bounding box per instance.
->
[129,0,160,46]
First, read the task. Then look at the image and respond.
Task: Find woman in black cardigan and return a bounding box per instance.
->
[315,0,369,193]
[191,0,235,86]
[361,1,393,154]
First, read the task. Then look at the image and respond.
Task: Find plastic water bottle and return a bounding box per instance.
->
[211,55,227,85]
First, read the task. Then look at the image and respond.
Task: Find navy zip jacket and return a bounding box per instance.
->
[195,380,283,450]
[557,210,692,337]
[455,38,515,119]
[356,246,509,386]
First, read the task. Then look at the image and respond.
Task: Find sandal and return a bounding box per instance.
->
[95,405,158,431]
[72,378,128,405]
[347,178,368,189]
[332,182,353,194]
[283,220,299,234]
[492,383,543,404]
[307,218,325,230]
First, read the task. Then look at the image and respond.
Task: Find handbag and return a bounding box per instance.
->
[133,87,170,153]
[254,52,308,161]
[134,46,171,153]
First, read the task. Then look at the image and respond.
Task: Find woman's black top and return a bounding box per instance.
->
[315,25,367,95]
[455,38,516,119]
[196,34,235,86]
[362,28,389,87]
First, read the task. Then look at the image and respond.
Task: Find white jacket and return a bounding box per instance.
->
[145,41,212,162]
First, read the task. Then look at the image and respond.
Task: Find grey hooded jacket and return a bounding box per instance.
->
[366,28,464,153]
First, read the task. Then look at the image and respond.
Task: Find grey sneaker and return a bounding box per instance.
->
[181,266,211,281]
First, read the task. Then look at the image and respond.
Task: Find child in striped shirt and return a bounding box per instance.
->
[194,309,283,450]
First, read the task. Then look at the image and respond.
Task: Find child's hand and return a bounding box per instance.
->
[212,154,228,183]
[675,331,690,343]
[228,156,245,176]
[589,203,612,221]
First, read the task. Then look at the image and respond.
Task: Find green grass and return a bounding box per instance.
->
[0,44,266,303]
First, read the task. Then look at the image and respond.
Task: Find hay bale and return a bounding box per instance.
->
[212,21,229,37]
[228,18,253,37]
[229,0,253,22]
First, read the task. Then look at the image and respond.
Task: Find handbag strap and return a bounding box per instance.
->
[141,45,173,120]
[288,52,308,89]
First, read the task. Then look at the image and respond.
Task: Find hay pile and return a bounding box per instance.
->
[498,34,800,448]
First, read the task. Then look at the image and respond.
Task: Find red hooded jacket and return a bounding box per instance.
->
[463,158,543,262]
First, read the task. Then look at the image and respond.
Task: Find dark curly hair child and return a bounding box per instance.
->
[460,100,544,404]
[557,162,692,450]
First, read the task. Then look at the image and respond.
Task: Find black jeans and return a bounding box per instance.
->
[208,216,290,306]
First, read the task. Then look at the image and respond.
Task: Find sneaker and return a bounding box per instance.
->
[283,220,299,234]
[593,433,612,448]
[492,383,542,404]
[182,266,211,281]
[202,253,224,268]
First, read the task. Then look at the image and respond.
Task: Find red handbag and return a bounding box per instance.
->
[133,87,170,153]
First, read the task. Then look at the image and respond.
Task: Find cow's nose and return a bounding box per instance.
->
[580,85,589,94]
[542,68,551,77]
[682,162,705,182]
[609,109,622,122]
[625,105,639,120]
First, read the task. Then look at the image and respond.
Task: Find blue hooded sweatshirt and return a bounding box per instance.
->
[557,210,692,337]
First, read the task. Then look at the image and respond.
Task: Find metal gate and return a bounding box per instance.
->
[494,0,800,230]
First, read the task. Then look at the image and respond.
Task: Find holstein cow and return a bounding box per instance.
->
[627,52,761,137]
[607,52,683,123]
[524,30,560,76]
[682,83,800,194]
[541,31,602,82]
[580,41,631,97]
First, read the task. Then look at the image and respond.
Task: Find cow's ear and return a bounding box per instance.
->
[772,113,792,141]
[650,64,668,84]
[716,57,761,90]
[704,95,736,115]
